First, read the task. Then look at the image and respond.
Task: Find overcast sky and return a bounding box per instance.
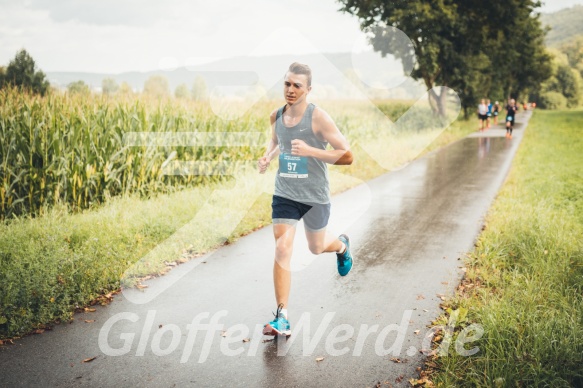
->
[1,0,581,73]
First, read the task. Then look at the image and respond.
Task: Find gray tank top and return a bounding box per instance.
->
[274,103,330,204]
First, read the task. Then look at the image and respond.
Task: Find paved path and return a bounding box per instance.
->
[0,111,532,387]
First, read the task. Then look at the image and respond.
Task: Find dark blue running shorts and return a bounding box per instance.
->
[272,195,331,232]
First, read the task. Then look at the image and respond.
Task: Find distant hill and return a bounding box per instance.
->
[46,52,425,100]
[541,5,583,47]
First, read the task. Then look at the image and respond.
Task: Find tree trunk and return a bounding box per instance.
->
[428,86,447,117]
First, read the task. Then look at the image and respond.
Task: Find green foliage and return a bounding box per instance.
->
[101,78,119,96]
[559,36,583,73]
[118,81,134,97]
[536,43,583,108]
[542,5,583,47]
[191,76,208,101]
[555,64,581,107]
[2,49,49,96]
[67,80,90,95]
[143,75,169,99]
[538,91,568,109]
[430,110,583,386]
[338,0,552,114]
[174,83,189,99]
[0,66,5,89]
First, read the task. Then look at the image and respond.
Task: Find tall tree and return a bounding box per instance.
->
[191,76,208,101]
[118,82,134,97]
[102,78,119,96]
[488,1,552,100]
[174,83,190,99]
[67,80,90,95]
[0,66,5,89]
[143,75,170,99]
[338,0,551,114]
[559,36,583,77]
[3,49,49,95]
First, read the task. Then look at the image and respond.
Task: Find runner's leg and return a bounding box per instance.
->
[304,229,343,255]
[273,223,296,308]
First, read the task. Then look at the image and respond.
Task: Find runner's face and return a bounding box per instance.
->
[284,72,310,106]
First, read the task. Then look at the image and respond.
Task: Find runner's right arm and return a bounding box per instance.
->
[258,109,280,174]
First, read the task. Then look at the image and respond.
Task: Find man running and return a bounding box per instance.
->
[505,98,517,138]
[257,62,354,337]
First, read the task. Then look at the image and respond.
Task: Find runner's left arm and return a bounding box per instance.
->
[290,107,353,165]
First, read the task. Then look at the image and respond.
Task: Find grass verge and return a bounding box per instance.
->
[0,101,476,339]
[425,109,583,386]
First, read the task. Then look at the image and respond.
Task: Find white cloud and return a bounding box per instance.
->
[4,0,577,73]
[0,0,365,72]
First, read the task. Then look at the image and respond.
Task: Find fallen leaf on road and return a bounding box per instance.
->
[315,357,324,362]
[220,330,227,337]
[396,375,404,383]
[390,357,402,363]
[262,339,273,343]
[409,377,434,387]
[84,307,96,312]
[82,357,97,363]
[84,320,95,323]
[136,284,148,289]
[416,295,425,300]
[414,330,420,335]
[423,309,429,312]
[242,338,250,343]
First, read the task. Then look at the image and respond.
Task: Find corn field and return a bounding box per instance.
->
[0,87,427,221]
[0,88,274,220]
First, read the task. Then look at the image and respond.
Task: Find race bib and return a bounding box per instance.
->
[507,116,513,121]
[279,153,308,178]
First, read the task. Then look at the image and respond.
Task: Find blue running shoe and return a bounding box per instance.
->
[337,234,353,276]
[263,303,291,337]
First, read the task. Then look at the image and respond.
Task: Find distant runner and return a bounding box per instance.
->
[505,98,517,139]
[257,62,354,337]
[493,101,500,126]
[477,99,488,132]
[486,99,493,128]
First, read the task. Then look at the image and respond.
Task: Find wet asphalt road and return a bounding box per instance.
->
[0,112,531,387]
